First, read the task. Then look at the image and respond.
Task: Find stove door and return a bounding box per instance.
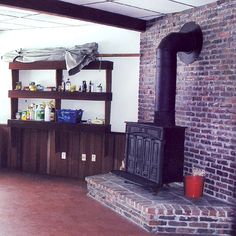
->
[125,124,164,185]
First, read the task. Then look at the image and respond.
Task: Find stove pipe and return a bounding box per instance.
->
[154,22,203,126]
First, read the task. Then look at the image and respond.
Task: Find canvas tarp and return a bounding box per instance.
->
[2,42,98,75]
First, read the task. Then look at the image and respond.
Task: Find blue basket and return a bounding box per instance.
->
[56,109,83,124]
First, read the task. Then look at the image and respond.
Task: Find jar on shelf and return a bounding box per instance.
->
[36,84,44,91]
[70,85,76,92]
[15,82,22,90]
[29,82,36,91]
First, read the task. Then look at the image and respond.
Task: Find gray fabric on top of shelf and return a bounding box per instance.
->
[65,43,98,75]
[1,42,98,75]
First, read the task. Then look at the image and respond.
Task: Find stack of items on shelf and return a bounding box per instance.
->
[16,81,49,91]
[61,78,102,93]
[15,80,103,93]
[16,101,55,122]
[16,102,84,124]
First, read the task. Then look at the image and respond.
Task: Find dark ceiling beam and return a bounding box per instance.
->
[0,0,146,32]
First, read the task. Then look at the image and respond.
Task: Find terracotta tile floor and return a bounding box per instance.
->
[0,170,155,236]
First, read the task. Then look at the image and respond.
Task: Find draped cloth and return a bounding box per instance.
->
[2,42,98,75]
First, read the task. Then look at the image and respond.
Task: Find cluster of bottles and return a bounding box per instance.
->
[16,101,55,122]
[61,79,102,92]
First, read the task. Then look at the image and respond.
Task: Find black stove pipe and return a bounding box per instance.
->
[154,22,203,126]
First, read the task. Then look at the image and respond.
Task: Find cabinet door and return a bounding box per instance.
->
[79,132,105,178]
[21,129,48,174]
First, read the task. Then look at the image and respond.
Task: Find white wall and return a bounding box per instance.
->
[0,24,140,132]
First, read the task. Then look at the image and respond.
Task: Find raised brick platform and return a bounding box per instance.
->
[86,173,235,235]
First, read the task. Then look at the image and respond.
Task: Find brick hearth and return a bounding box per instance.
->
[86,173,235,235]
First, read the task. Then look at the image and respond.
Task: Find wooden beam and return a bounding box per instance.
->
[97,53,140,58]
[9,61,113,70]
[0,0,146,32]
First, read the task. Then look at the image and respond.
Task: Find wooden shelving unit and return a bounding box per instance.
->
[8,60,113,130]
[7,60,116,178]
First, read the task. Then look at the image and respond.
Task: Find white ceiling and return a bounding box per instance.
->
[0,0,218,31]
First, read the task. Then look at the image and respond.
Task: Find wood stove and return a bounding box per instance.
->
[113,122,186,187]
[113,22,203,188]
[125,122,185,185]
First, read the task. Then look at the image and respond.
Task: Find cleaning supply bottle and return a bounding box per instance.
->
[50,107,55,121]
[35,105,40,120]
[89,81,94,92]
[61,79,65,92]
[38,104,45,121]
[65,78,71,92]
[44,104,51,122]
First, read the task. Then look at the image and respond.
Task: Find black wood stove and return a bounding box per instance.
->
[113,22,203,188]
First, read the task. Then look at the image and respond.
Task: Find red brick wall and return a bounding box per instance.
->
[139,0,236,204]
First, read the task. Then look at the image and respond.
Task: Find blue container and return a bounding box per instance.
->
[56,109,83,124]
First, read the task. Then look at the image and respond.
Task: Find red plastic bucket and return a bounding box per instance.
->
[184,175,205,199]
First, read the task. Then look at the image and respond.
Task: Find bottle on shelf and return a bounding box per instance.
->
[97,84,102,92]
[65,78,71,92]
[35,105,40,120]
[48,100,55,121]
[39,104,45,121]
[89,81,94,92]
[26,108,30,120]
[44,104,51,122]
[61,80,65,92]
[21,111,27,120]
[50,107,55,121]
[35,104,44,121]
[15,112,21,120]
[29,103,35,120]
[82,81,87,92]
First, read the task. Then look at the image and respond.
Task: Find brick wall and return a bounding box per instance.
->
[139,0,236,204]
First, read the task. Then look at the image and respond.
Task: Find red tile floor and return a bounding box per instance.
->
[0,170,156,236]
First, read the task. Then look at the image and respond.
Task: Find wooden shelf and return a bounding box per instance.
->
[9,59,112,127]
[8,119,111,133]
[8,90,112,101]
[9,60,113,70]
